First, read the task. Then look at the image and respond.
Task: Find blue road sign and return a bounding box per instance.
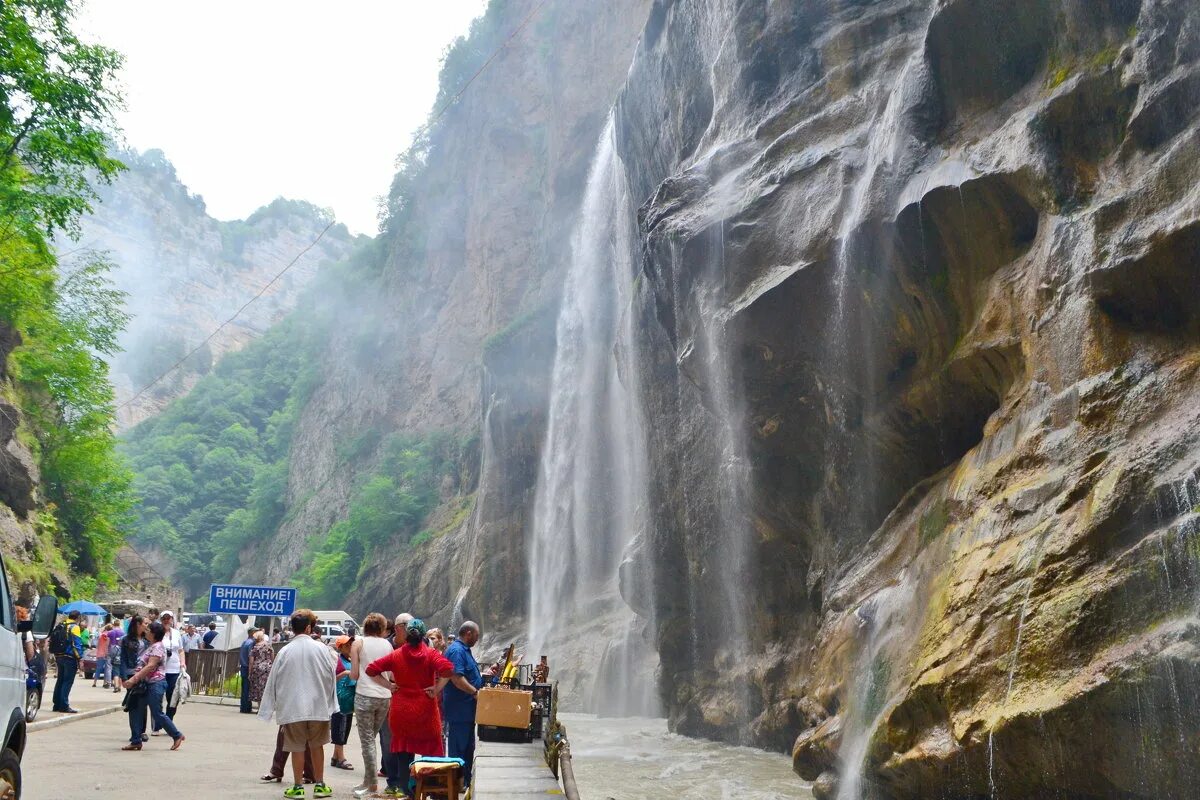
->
[208,584,297,616]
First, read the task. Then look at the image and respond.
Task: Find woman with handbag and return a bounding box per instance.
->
[122,621,185,751]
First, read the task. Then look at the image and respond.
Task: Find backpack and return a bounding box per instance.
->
[48,622,71,657]
[335,656,356,714]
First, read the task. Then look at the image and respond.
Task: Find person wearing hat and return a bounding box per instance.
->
[240,625,261,714]
[152,611,186,734]
[365,618,454,797]
[330,635,356,771]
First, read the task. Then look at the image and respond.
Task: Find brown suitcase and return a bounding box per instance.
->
[475,686,533,729]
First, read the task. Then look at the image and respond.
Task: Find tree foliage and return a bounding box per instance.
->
[121,316,322,598]
[293,432,461,608]
[0,0,124,240]
[0,0,133,586]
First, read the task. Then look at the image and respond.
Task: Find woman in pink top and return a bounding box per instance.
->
[122,621,184,751]
[92,623,111,687]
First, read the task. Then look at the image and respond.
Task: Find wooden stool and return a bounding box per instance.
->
[411,760,462,800]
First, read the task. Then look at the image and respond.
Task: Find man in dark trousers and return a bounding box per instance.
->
[51,610,84,713]
[239,626,258,713]
[443,620,483,788]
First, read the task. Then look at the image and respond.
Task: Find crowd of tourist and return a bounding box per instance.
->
[28,604,487,798]
[252,608,484,799]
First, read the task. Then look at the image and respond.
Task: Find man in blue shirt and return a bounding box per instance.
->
[239,626,258,713]
[52,610,84,713]
[442,621,483,788]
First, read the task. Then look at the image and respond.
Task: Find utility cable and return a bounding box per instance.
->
[116,220,335,412]
[413,0,552,138]
[116,0,552,412]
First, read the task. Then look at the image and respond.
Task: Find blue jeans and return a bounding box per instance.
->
[130,680,181,743]
[446,721,476,787]
[152,672,179,731]
[52,656,77,710]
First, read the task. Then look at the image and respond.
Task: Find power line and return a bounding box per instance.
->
[414,0,552,138]
[116,221,335,412]
[116,0,552,414]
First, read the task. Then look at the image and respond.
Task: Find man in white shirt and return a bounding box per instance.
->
[181,624,203,652]
[259,609,337,799]
[153,611,187,735]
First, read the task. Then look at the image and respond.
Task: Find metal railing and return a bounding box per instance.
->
[184,643,285,699]
[544,682,582,800]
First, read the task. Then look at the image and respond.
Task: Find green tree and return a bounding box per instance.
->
[0,0,133,586]
[1,0,124,240]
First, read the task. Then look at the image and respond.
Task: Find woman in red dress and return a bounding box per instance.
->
[366,618,454,797]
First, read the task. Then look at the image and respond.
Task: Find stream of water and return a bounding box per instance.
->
[527,115,658,714]
[565,713,812,800]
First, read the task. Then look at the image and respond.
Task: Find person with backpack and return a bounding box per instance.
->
[202,622,219,649]
[50,610,84,713]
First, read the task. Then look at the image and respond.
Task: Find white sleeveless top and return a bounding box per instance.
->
[355,636,394,699]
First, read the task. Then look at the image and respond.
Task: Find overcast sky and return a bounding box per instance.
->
[77,1,489,234]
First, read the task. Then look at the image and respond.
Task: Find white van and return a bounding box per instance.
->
[312,611,357,639]
[0,550,55,798]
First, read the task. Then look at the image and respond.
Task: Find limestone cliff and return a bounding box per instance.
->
[609,0,1200,797]
[68,149,358,428]
[247,0,653,635]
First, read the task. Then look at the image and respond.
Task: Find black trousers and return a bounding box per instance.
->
[269,726,314,780]
[240,667,252,713]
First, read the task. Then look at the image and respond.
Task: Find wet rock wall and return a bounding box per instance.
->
[611,0,1200,796]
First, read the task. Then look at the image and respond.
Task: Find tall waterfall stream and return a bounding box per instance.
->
[527,116,659,715]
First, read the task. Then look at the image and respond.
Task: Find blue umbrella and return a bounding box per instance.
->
[58,600,108,616]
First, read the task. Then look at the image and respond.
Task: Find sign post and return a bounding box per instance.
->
[208,584,297,703]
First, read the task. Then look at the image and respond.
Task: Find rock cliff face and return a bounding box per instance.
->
[68,149,357,428]
[605,0,1200,797]
[248,0,653,638]
[0,325,67,602]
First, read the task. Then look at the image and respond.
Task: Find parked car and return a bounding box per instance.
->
[0,547,57,798]
[24,662,42,724]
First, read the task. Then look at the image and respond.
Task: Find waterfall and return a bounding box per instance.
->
[528,116,659,715]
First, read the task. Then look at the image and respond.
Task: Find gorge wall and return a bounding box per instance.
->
[243,0,654,645]
[608,0,1200,798]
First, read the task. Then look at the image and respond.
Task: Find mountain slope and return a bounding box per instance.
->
[68,148,359,428]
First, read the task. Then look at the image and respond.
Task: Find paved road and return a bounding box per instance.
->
[25,692,372,799]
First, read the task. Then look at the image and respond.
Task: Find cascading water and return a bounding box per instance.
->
[527,116,659,715]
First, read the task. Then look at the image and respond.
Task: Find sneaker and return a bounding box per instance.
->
[283,786,306,799]
[383,789,405,798]
[351,786,377,799]
[313,784,332,798]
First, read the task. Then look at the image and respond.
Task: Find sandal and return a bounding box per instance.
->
[170,735,185,751]
[121,743,141,751]
[261,775,282,783]
[331,758,354,770]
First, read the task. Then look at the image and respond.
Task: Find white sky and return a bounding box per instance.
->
[77,1,489,235]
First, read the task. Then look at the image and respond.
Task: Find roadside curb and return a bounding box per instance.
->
[29,704,121,732]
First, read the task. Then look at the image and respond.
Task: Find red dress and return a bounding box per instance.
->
[366,642,453,755]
